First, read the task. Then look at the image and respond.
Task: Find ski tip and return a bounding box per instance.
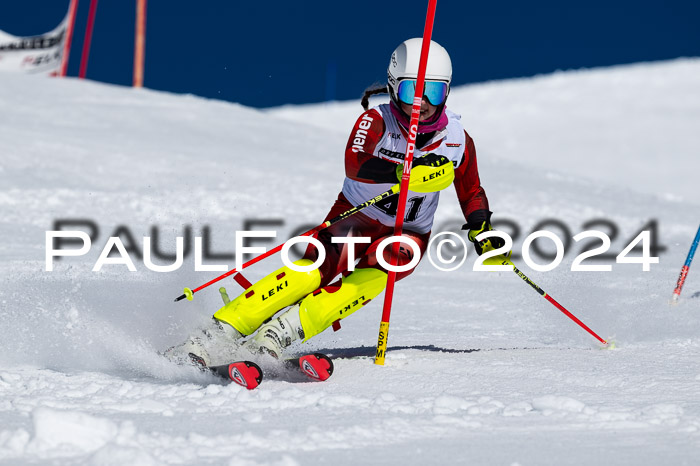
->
[227,361,263,390]
[298,353,334,381]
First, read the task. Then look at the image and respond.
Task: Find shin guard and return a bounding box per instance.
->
[298,268,387,341]
[214,259,321,335]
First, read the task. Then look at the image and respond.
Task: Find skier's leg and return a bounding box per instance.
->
[355,229,431,281]
[241,267,388,358]
[241,220,431,359]
[300,192,382,287]
[164,258,321,366]
[295,229,429,342]
[164,192,362,367]
[237,194,379,359]
[298,267,388,340]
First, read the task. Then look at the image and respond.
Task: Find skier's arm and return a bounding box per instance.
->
[345,109,397,184]
[454,130,490,225]
[455,131,509,255]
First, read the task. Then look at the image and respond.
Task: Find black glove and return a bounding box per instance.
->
[461,210,505,255]
[414,153,451,168]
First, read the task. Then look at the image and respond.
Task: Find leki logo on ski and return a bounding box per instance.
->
[301,359,319,379]
[229,366,247,387]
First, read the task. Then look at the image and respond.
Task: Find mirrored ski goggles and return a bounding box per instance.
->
[396,79,449,106]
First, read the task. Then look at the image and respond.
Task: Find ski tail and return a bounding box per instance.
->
[209,361,263,390]
[288,353,334,381]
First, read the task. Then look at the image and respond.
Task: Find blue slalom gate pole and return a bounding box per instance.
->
[672,224,700,303]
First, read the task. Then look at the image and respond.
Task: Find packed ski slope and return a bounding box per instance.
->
[1,58,700,465]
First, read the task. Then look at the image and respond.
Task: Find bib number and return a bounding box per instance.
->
[374,194,425,222]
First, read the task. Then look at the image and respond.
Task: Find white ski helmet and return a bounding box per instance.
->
[387,38,452,108]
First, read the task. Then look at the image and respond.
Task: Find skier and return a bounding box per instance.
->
[165,38,503,367]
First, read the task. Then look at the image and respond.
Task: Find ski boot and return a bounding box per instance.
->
[163,318,243,367]
[240,305,305,360]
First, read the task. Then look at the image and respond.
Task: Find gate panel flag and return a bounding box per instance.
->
[0,15,68,75]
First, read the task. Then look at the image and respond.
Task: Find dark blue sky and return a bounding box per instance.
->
[2,1,698,108]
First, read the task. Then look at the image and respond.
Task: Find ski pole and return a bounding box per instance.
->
[482,249,607,345]
[511,264,608,345]
[375,0,438,366]
[174,184,401,302]
[671,224,700,303]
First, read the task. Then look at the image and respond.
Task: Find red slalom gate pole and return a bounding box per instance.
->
[133,0,147,87]
[374,0,438,366]
[59,0,79,77]
[79,0,99,79]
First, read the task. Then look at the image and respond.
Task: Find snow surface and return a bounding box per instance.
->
[1,59,700,465]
